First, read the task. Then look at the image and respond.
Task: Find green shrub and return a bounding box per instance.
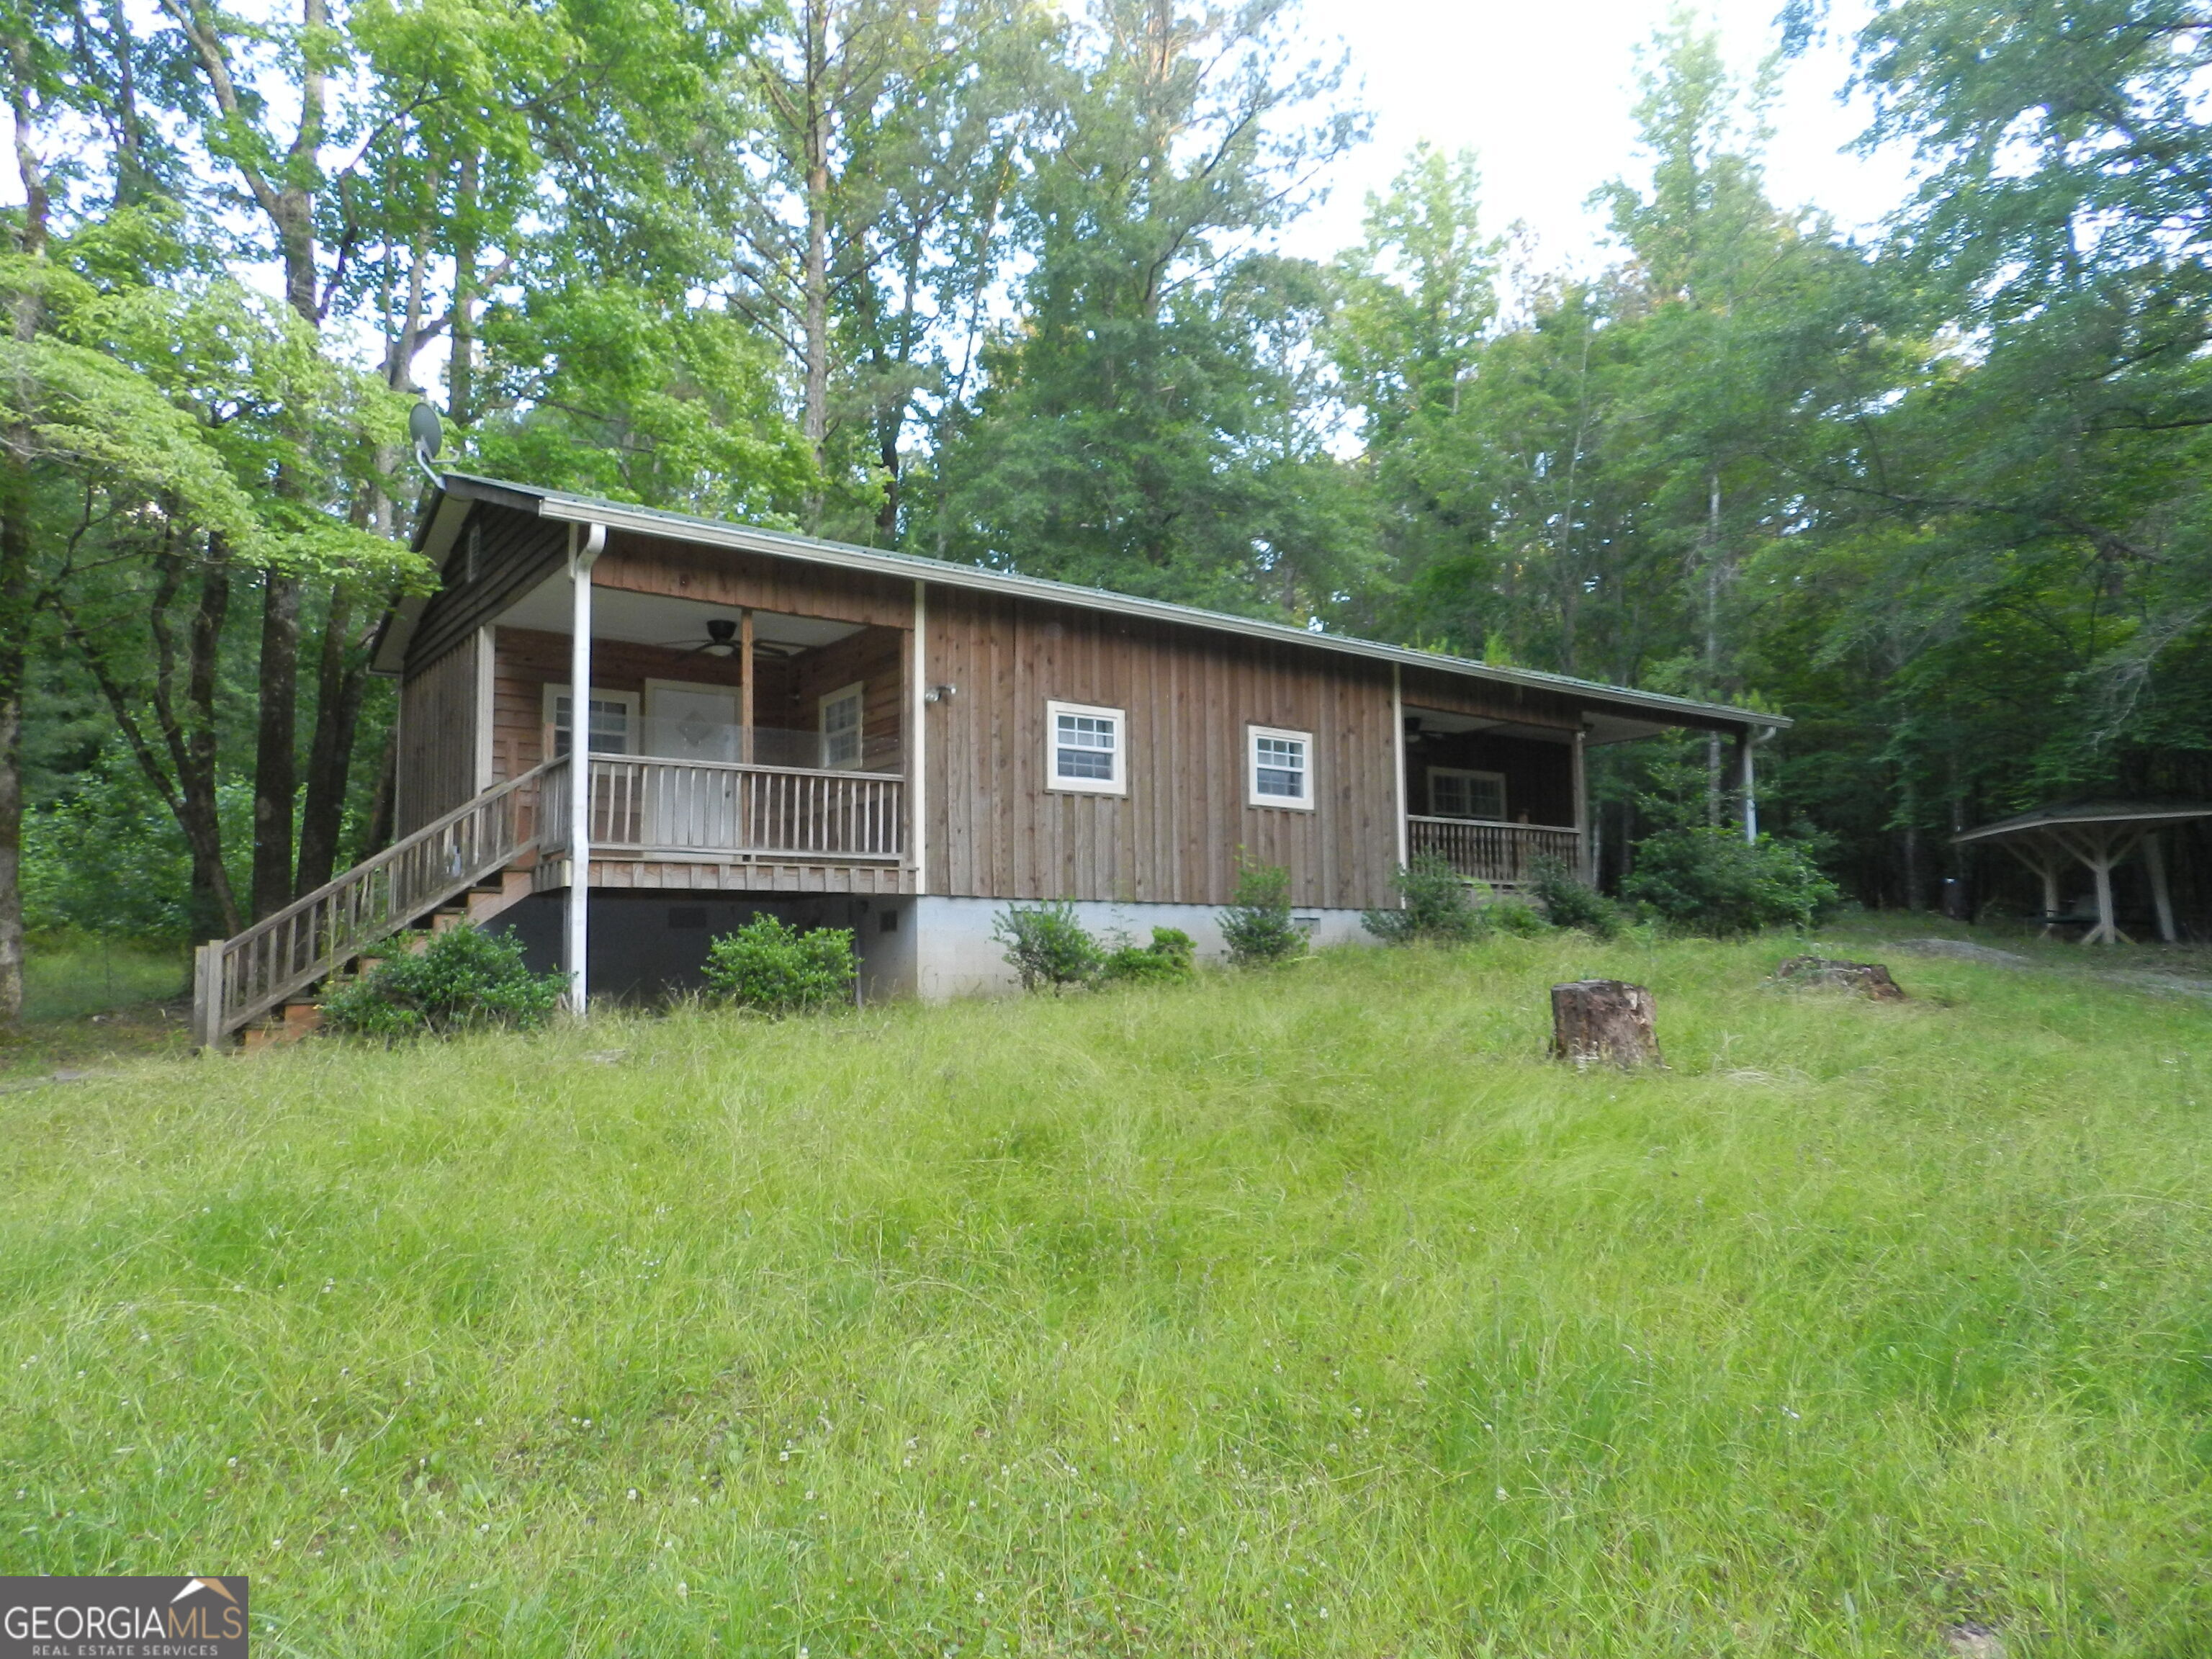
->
[1487,896,1550,936]
[1220,857,1304,967]
[323,924,567,1039]
[1623,827,1840,935]
[1363,853,1485,944]
[993,901,1102,992]
[1527,853,1623,938]
[702,916,858,1014]
[1098,927,1197,986]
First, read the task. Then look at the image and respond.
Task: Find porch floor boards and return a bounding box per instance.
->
[533,856,917,896]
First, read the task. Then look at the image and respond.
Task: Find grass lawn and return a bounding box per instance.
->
[2,930,2208,1655]
[0,935,192,1079]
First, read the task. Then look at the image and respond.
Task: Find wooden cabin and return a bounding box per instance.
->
[191,475,1786,1043]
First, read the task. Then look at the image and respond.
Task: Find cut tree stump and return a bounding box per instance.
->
[1771,956,1907,1000]
[1550,979,1661,1068]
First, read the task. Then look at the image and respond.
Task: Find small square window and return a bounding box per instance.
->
[1247,724,1313,809]
[1046,700,1126,795]
[544,684,637,758]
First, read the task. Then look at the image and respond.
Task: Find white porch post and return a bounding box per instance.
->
[1737,729,1758,844]
[565,522,606,1015]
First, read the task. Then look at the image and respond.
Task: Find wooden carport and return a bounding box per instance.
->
[1954,802,2212,944]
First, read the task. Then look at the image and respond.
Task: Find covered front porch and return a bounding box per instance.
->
[486,559,914,889]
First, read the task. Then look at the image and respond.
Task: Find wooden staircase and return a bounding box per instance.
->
[193,759,561,1049]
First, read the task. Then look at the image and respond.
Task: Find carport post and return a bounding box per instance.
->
[2144,832,2178,943]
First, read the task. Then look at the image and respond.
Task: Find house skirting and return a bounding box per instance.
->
[490,889,1374,1006]
[902,896,1372,1002]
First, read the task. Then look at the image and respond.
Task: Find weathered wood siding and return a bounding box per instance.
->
[1398,662,1583,731]
[591,531,912,629]
[397,633,482,834]
[786,626,905,760]
[407,503,567,672]
[922,587,1399,909]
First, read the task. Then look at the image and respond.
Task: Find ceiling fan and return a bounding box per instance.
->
[659,616,806,660]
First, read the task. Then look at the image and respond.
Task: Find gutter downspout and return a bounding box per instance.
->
[1390,665,1408,884]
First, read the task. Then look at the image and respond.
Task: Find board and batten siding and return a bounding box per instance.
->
[590,531,913,629]
[922,586,1399,910]
[397,632,482,835]
[1397,662,1584,730]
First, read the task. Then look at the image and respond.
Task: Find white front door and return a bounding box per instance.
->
[643,681,742,850]
[644,680,740,762]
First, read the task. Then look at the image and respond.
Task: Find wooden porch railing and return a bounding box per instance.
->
[191,759,555,1047]
[1408,815,1581,886]
[541,755,905,863]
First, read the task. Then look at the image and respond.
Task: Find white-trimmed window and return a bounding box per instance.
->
[1429,767,1506,821]
[1046,700,1125,795]
[820,682,865,769]
[1247,724,1314,809]
[544,683,637,757]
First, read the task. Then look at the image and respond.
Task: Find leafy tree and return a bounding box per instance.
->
[1623,827,1839,934]
[935,0,1364,613]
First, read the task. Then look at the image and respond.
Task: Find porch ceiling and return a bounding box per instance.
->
[1403,703,1681,746]
[497,576,868,655]
[1403,706,1576,743]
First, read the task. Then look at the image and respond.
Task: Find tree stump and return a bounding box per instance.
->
[1550,979,1661,1068]
[1771,956,1907,1000]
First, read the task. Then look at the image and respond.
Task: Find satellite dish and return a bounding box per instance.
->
[408,399,444,484]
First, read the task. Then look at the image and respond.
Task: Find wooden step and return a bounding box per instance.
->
[465,868,536,927]
[240,999,323,1052]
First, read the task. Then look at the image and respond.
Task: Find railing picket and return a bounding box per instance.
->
[1406,815,1579,886]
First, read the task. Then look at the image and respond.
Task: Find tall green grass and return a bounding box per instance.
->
[22,932,186,1022]
[2,933,2208,1655]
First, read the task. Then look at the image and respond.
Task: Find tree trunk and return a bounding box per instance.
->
[1772,956,1907,1000]
[181,551,238,936]
[449,148,480,426]
[251,572,302,918]
[57,547,242,939]
[0,493,28,1026]
[800,0,832,529]
[0,45,50,1025]
[294,580,369,897]
[1551,979,1661,1068]
[359,721,399,861]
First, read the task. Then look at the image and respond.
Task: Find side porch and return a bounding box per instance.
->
[1398,702,1588,887]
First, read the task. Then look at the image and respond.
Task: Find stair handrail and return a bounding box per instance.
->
[193,757,560,1046]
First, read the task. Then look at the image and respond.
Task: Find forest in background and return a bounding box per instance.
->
[4,0,2211,1020]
